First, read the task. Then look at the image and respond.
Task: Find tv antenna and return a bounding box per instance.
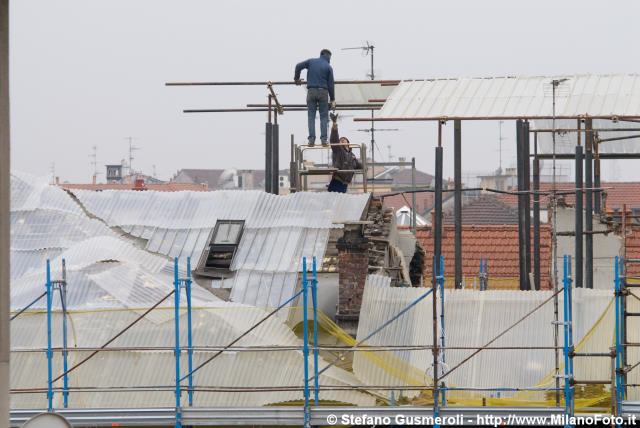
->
[125,137,140,176]
[89,145,99,177]
[342,41,381,188]
[498,121,506,174]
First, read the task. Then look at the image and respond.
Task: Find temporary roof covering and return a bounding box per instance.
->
[10,172,374,408]
[333,82,395,105]
[69,188,370,306]
[353,276,621,407]
[378,74,640,120]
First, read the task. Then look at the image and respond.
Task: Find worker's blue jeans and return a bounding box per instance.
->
[306,88,329,143]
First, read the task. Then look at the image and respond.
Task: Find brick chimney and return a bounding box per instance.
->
[335,223,369,335]
[92,174,97,184]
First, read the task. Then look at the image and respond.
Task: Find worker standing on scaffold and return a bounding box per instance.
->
[294,49,335,146]
[328,112,361,193]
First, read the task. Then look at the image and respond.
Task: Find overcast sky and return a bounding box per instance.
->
[9,0,640,184]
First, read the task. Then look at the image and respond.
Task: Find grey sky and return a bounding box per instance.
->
[9,0,640,183]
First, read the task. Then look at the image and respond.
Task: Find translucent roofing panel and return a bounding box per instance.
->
[354,283,613,400]
[534,118,640,154]
[334,82,395,105]
[11,210,116,251]
[10,309,374,408]
[11,172,82,215]
[70,189,369,229]
[379,74,640,119]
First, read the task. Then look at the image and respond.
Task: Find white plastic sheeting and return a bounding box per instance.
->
[10,309,375,409]
[334,82,395,106]
[379,74,640,120]
[10,172,374,408]
[70,189,370,229]
[11,172,83,215]
[67,188,369,306]
[354,280,614,400]
[533,118,640,154]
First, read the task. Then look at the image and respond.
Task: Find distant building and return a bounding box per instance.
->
[173,168,289,192]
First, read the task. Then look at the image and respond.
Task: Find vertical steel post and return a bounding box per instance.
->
[186,257,193,407]
[46,259,53,411]
[594,140,601,214]
[290,134,297,193]
[302,257,310,428]
[454,119,462,289]
[312,257,319,406]
[524,122,531,286]
[516,120,528,290]
[173,258,182,428]
[411,157,416,234]
[271,122,279,195]
[533,133,541,290]
[60,259,69,408]
[575,144,584,288]
[433,143,442,421]
[567,255,574,416]
[585,119,593,288]
[265,122,273,194]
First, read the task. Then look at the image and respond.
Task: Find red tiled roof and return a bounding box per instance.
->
[417,224,552,289]
[60,181,210,192]
[627,228,640,277]
[444,194,519,225]
[381,192,434,214]
[497,182,640,209]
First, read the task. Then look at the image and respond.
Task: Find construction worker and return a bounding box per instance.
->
[328,112,361,193]
[294,49,336,146]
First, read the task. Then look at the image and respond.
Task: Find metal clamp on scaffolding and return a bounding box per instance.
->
[293,142,368,192]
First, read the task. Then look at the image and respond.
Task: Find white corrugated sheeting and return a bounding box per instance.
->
[10,310,374,408]
[533,118,640,154]
[354,279,614,400]
[11,171,83,215]
[67,188,369,306]
[10,172,373,408]
[379,74,640,119]
[334,82,395,105]
[70,189,370,229]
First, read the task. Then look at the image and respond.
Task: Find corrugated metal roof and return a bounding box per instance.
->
[379,74,640,120]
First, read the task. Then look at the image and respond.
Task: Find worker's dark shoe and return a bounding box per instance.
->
[308,138,315,147]
[321,140,329,147]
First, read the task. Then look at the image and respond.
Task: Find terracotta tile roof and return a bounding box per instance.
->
[60,181,210,192]
[381,192,434,213]
[496,182,640,209]
[626,228,640,277]
[444,194,519,225]
[417,224,552,289]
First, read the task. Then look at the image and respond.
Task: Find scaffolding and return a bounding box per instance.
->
[10,252,605,427]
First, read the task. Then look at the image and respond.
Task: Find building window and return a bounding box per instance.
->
[195,220,245,278]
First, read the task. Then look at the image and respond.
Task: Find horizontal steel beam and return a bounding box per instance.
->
[534,153,640,159]
[166,80,401,86]
[11,406,566,427]
[354,115,640,122]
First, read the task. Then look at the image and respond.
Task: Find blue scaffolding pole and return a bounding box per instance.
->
[311,256,319,406]
[561,255,574,425]
[302,257,310,428]
[614,256,624,415]
[438,255,446,406]
[173,257,194,428]
[45,260,53,412]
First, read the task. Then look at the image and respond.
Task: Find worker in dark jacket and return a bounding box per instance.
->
[294,49,336,146]
[328,112,362,193]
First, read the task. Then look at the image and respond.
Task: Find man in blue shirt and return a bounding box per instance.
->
[294,49,336,146]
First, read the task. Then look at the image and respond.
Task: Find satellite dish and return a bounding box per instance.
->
[21,412,72,428]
